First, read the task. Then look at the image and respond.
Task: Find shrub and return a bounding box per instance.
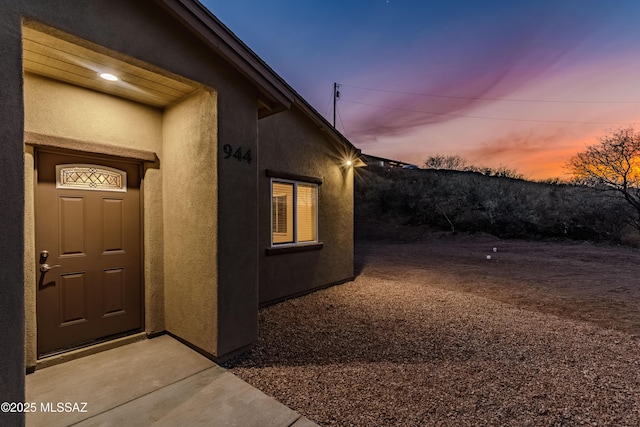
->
[355,166,634,243]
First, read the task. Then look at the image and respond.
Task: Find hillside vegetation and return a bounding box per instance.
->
[355,166,638,245]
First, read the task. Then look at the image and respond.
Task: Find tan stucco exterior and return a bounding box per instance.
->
[258,108,355,304]
[1,2,357,424]
[163,91,219,355]
[23,73,164,149]
[23,146,36,376]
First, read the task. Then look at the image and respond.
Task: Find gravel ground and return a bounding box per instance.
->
[227,237,640,426]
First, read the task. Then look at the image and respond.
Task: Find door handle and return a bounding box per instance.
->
[40,264,61,273]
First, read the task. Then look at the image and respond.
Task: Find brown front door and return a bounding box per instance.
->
[36,150,142,356]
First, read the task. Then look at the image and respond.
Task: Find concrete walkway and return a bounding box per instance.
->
[26,335,317,426]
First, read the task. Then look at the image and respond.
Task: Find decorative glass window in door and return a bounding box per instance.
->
[56,164,127,192]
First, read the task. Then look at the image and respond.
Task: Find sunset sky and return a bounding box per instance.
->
[202,0,640,180]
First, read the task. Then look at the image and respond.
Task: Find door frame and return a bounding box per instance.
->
[28,140,151,364]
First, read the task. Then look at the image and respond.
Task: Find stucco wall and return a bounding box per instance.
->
[16,0,264,361]
[23,73,164,151]
[14,0,266,362]
[163,90,219,356]
[23,147,36,373]
[2,3,334,420]
[258,108,355,304]
[0,6,26,425]
[214,80,260,359]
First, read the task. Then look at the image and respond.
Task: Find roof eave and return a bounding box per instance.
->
[157,0,358,153]
[156,0,293,111]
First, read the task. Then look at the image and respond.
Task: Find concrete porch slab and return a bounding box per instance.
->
[25,335,316,427]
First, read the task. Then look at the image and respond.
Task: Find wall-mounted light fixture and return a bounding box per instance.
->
[335,146,362,171]
[342,152,363,169]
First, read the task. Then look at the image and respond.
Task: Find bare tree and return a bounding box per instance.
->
[567,127,640,230]
[425,154,524,179]
[424,154,467,170]
[466,165,524,179]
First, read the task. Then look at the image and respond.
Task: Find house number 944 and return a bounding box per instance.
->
[223,144,252,164]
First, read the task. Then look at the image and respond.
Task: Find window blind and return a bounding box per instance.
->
[296,184,317,242]
[272,182,294,243]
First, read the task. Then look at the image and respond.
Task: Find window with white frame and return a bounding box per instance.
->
[271,179,318,245]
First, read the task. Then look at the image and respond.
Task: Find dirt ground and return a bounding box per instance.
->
[356,233,640,336]
[228,234,640,426]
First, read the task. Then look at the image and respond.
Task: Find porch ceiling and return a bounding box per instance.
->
[22,26,199,108]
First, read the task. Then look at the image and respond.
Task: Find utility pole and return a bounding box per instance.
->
[333,82,340,128]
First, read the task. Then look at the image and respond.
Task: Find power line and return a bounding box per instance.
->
[336,104,349,138]
[340,83,640,105]
[340,98,632,125]
[323,88,334,120]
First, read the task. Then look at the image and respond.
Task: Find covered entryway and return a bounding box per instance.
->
[35,150,142,356]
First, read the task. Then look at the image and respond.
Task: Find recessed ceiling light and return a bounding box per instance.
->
[98,72,119,81]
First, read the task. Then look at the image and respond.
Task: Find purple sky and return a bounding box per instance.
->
[201,0,640,179]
